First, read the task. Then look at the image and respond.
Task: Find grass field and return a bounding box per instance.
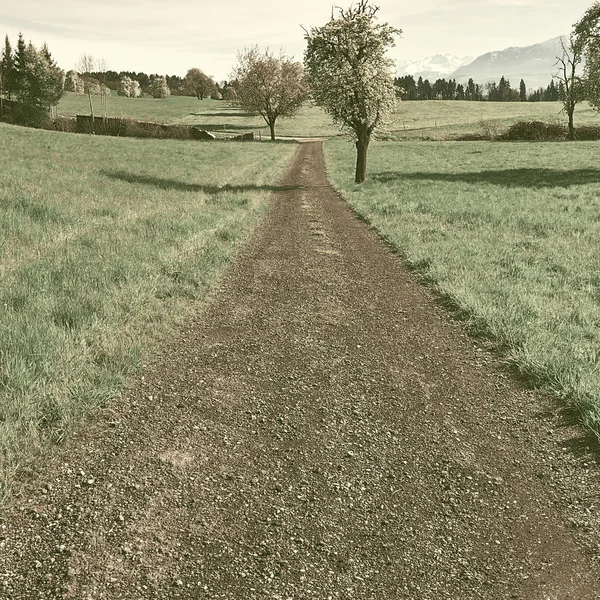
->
[0,123,296,499]
[57,92,600,140]
[324,139,600,433]
[388,100,600,140]
[57,93,343,139]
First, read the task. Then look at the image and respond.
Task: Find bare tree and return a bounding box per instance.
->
[97,57,110,117]
[554,35,585,140]
[77,54,99,121]
[232,47,309,140]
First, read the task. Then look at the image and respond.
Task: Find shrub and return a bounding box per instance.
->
[573,125,600,140]
[502,120,566,141]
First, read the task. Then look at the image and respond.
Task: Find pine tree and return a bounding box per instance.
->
[1,35,15,102]
[14,32,27,96]
[466,78,476,101]
[519,79,527,102]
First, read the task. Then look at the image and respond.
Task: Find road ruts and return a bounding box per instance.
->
[0,141,599,599]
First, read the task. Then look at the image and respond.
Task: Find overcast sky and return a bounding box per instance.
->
[0,0,594,80]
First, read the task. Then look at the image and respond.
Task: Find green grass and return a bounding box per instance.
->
[0,123,296,500]
[388,100,600,140]
[58,93,600,141]
[57,92,342,138]
[325,139,600,433]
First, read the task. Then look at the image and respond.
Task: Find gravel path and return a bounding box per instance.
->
[1,141,599,599]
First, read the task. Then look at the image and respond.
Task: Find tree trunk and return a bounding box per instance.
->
[87,91,95,133]
[568,108,575,141]
[269,120,276,141]
[355,133,370,184]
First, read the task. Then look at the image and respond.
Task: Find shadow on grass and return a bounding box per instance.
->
[188,122,260,132]
[101,170,300,193]
[190,111,258,118]
[371,168,600,188]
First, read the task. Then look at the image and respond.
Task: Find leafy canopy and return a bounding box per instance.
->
[303,0,400,138]
[232,46,309,138]
[574,2,600,111]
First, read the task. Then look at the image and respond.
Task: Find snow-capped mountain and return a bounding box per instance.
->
[451,37,563,89]
[399,37,566,90]
[396,54,473,82]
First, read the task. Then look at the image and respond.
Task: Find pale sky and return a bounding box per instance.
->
[0,0,594,80]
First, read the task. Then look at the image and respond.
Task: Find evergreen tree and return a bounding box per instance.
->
[519,79,527,102]
[417,76,424,100]
[17,42,64,117]
[455,83,465,100]
[394,75,417,100]
[421,78,432,100]
[498,76,511,101]
[14,33,27,92]
[1,35,15,101]
[465,78,476,101]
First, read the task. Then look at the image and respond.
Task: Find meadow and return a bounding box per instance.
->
[324,139,600,433]
[0,123,295,499]
[57,92,600,140]
[56,93,344,139]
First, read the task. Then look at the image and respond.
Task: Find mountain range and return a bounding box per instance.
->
[397,37,564,90]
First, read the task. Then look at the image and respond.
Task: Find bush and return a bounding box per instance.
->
[501,120,566,141]
[573,125,600,140]
[51,117,77,133]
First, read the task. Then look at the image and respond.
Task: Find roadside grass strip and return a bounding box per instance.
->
[0,123,295,500]
[325,139,600,434]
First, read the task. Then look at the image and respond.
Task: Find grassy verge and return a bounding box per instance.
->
[0,123,296,500]
[325,139,600,433]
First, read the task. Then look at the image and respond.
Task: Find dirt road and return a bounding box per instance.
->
[1,142,599,599]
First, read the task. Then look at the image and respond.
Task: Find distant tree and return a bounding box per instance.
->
[1,35,15,105]
[486,80,499,101]
[465,77,476,100]
[166,74,184,95]
[554,34,585,140]
[183,68,215,99]
[304,0,399,182]
[222,85,238,103]
[119,76,141,98]
[394,75,416,100]
[432,78,446,99]
[519,79,527,101]
[456,83,465,100]
[233,46,309,141]
[498,76,510,101]
[447,78,457,99]
[64,70,84,93]
[11,40,64,122]
[415,75,433,100]
[150,76,170,99]
[77,54,101,120]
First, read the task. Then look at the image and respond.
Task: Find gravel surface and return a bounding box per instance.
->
[1,141,599,599]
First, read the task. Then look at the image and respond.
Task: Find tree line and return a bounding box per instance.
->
[394,74,567,102]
